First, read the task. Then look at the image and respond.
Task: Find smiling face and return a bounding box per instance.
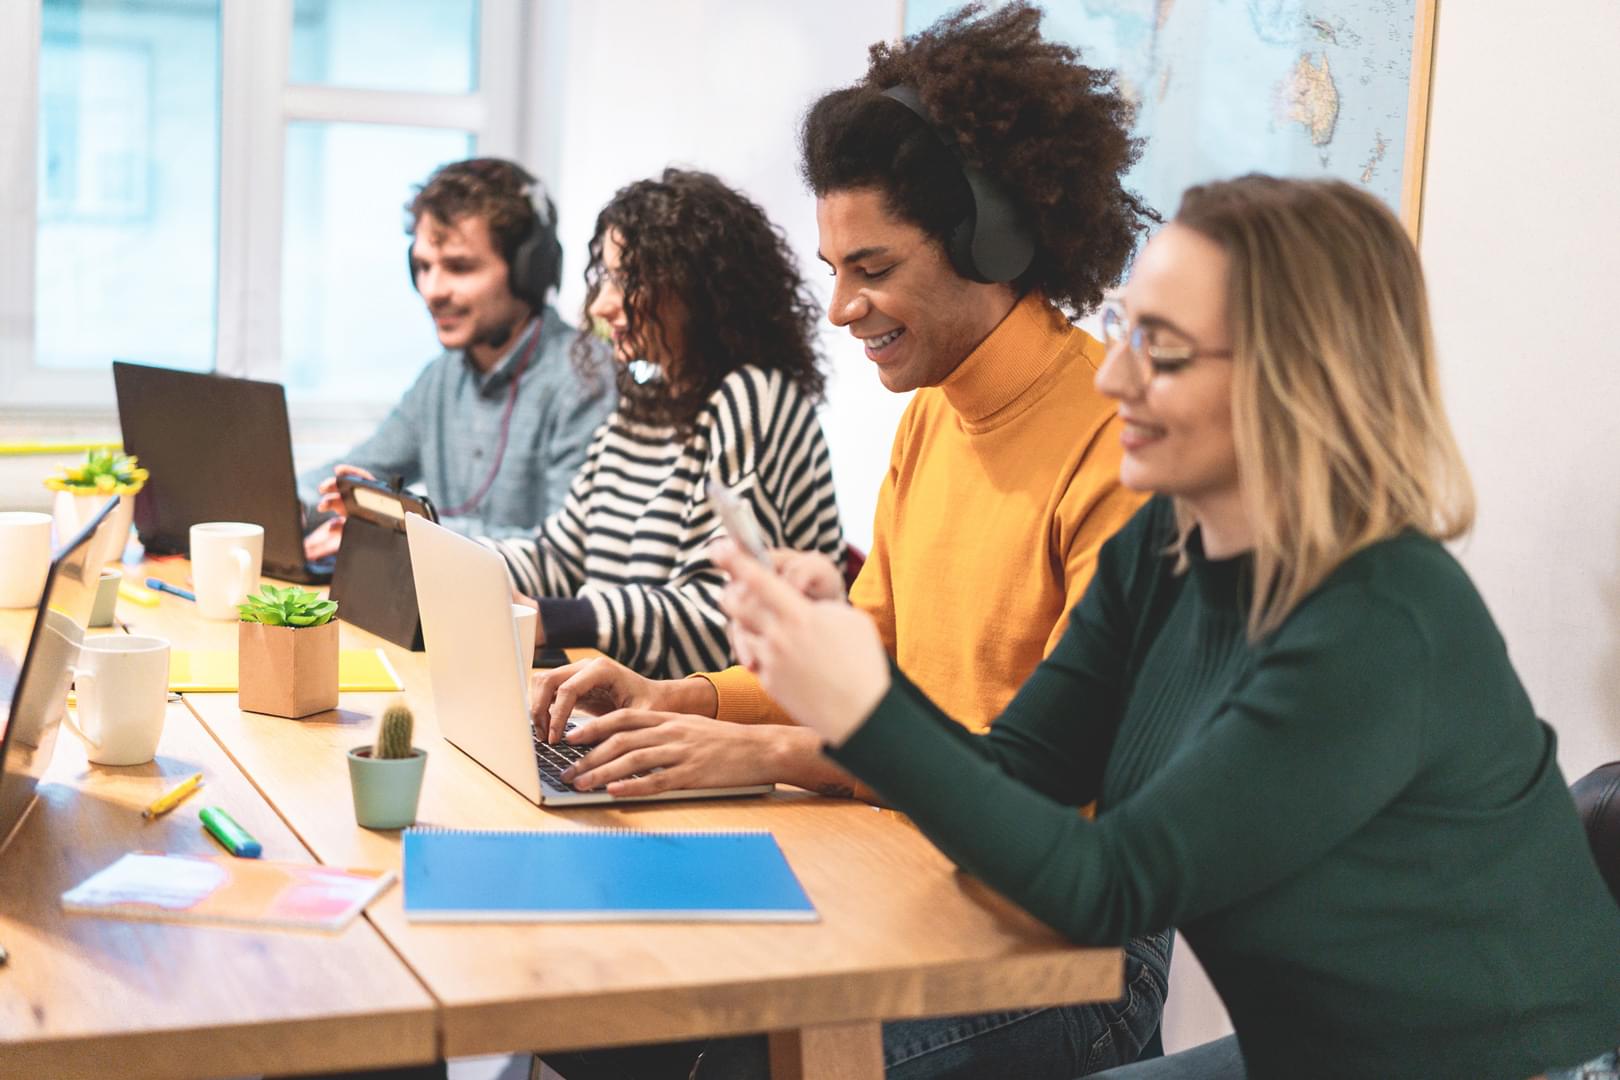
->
[409,211,533,369]
[586,228,684,375]
[1095,222,1242,529]
[815,188,1015,393]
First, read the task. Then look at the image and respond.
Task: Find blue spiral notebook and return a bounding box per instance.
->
[402,828,818,923]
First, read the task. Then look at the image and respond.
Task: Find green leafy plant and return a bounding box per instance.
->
[373,700,415,760]
[45,447,149,494]
[236,585,338,628]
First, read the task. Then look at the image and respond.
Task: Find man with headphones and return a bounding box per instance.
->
[534,6,1170,1079]
[300,157,614,557]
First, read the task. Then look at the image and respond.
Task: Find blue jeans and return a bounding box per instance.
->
[1088,1034,1245,1080]
[544,930,1172,1080]
[1548,1048,1620,1079]
[1088,1039,1620,1080]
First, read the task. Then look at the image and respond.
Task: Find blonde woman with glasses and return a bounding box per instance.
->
[712,175,1620,1080]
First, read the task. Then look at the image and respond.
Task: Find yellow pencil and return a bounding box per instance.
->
[142,772,204,820]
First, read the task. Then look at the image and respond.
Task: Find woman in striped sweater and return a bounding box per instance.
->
[482,169,843,679]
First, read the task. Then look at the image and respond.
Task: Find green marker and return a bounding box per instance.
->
[199,806,262,858]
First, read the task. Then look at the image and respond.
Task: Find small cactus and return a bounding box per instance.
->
[374,700,415,760]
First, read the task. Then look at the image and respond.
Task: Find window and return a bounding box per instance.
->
[281,121,472,403]
[289,0,478,95]
[0,0,521,415]
[36,0,221,379]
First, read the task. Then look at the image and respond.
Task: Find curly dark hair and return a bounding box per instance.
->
[574,168,827,429]
[406,158,550,291]
[799,1,1156,315]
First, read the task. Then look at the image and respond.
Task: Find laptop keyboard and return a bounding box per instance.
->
[531,729,645,794]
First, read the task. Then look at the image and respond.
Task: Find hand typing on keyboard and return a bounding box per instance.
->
[548,710,806,797]
[533,723,648,793]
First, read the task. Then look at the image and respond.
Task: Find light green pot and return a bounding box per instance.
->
[347,745,427,829]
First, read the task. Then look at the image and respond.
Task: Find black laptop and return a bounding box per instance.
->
[0,496,115,855]
[112,361,334,584]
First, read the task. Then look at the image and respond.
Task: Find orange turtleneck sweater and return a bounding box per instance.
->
[702,292,1144,731]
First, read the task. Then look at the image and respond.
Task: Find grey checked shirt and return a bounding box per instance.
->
[300,307,616,538]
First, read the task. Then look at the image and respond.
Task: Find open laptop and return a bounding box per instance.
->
[404,513,773,807]
[0,497,117,856]
[112,360,334,584]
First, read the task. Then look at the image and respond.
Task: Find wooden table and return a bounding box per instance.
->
[74,565,1122,1078]
[0,697,436,1079]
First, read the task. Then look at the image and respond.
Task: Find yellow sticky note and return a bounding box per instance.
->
[118,581,160,607]
[168,648,403,693]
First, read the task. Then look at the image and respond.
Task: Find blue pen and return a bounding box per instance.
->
[145,577,195,602]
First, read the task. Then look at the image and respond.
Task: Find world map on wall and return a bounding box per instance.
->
[903,0,1425,222]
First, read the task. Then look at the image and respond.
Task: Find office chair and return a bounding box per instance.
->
[843,543,867,592]
[1571,760,1620,906]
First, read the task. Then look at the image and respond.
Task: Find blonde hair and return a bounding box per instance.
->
[1173,176,1474,638]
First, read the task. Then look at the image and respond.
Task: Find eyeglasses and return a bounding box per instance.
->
[1100,299,1233,378]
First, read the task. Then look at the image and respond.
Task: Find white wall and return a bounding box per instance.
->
[526,0,907,552]
[1424,0,1620,779]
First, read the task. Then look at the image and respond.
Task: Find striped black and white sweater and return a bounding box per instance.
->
[482,365,844,679]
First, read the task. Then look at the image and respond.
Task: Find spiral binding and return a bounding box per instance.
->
[403,827,772,839]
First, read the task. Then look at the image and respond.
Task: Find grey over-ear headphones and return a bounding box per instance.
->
[881,85,1036,285]
[407,176,563,308]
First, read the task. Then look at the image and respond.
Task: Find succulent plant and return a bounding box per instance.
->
[374,700,415,760]
[236,584,338,628]
[44,448,149,494]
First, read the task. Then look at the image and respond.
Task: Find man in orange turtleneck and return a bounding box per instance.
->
[536,5,1169,1078]
[533,11,1152,803]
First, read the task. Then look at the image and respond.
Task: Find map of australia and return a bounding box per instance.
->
[1282,52,1339,147]
[905,0,1423,223]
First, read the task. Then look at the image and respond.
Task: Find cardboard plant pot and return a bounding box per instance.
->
[347,746,427,829]
[238,619,339,718]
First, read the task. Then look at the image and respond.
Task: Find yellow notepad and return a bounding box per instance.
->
[168,648,403,693]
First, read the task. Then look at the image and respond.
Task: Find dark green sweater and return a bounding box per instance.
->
[832,497,1620,1079]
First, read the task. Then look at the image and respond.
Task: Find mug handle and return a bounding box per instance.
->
[232,547,254,605]
[62,667,103,751]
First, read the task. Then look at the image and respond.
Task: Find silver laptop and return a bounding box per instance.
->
[404,513,772,807]
[0,496,117,855]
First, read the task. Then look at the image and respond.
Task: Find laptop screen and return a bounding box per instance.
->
[111,360,316,581]
[0,497,114,854]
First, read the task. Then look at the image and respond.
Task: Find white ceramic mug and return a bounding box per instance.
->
[88,567,122,628]
[513,603,538,709]
[190,522,264,620]
[512,603,538,673]
[0,511,53,609]
[65,635,170,766]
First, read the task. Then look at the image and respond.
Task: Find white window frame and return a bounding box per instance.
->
[0,0,523,424]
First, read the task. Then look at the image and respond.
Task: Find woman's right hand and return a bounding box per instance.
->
[529,657,718,744]
[715,543,889,748]
[770,550,848,601]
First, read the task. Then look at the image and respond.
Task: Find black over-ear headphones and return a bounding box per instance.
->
[881,85,1036,285]
[407,176,563,309]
